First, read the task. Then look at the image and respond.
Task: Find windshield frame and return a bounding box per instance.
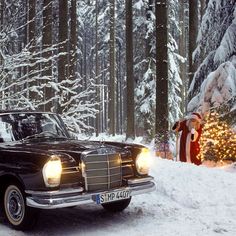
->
[0,111,71,142]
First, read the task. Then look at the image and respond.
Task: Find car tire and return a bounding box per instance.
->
[102,197,131,212]
[3,183,39,230]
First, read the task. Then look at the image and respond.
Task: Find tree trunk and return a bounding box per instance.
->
[143,0,154,141]
[58,0,68,114]
[102,53,107,133]
[0,0,4,109]
[179,0,187,114]
[188,0,199,89]
[116,42,124,135]
[155,0,168,142]
[95,0,100,136]
[0,0,4,66]
[126,0,135,139]
[83,31,87,90]
[69,0,77,82]
[108,0,116,136]
[28,0,38,104]
[200,0,206,21]
[42,0,53,112]
[22,1,28,82]
[67,0,77,111]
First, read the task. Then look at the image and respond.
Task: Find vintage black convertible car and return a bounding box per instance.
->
[0,111,155,230]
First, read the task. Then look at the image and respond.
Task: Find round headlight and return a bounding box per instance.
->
[43,155,62,187]
[135,148,151,175]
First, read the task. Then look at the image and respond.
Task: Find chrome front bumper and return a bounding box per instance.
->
[26,177,156,209]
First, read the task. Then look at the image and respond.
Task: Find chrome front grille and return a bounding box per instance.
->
[82,153,122,192]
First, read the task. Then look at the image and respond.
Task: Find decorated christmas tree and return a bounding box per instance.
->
[199,112,236,162]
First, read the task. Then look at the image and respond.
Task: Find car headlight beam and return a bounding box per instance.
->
[43,155,62,187]
[135,148,151,175]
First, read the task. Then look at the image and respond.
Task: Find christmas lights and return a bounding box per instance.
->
[198,112,236,162]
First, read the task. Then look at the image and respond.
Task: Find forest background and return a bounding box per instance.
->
[0,0,235,161]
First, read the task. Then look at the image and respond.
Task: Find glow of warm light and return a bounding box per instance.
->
[198,112,236,163]
[43,156,62,187]
[136,148,152,175]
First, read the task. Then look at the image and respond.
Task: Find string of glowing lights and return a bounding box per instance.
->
[198,112,236,162]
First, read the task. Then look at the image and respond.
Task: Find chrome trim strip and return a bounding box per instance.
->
[25,187,84,196]
[107,154,111,189]
[127,176,154,185]
[86,166,120,172]
[87,179,121,186]
[85,159,118,164]
[82,151,122,191]
[62,170,80,175]
[82,151,116,156]
[86,172,121,179]
[26,180,155,209]
[121,159,133,163]
[63,166,79,170]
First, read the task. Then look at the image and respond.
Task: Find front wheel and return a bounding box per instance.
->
[4,184,39,230]
[102,197,131,212]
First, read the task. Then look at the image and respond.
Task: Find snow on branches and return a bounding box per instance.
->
[189,0,236,99]
[0,0,98,133]
[188,60,236,114]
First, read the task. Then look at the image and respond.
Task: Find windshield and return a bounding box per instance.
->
[0,112,70,142]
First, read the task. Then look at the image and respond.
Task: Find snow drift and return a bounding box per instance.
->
[1,157,236,236]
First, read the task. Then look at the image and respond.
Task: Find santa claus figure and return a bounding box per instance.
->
[172,112,203,165]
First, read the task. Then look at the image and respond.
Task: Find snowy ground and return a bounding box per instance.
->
[1,157,236,236]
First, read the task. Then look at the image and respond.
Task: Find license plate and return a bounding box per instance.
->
[95,190,131,204]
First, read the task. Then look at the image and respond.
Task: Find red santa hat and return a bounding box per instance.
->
[189,112,202,123]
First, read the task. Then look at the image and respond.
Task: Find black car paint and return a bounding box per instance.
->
[0,111,156,231]
[0,132,144,192]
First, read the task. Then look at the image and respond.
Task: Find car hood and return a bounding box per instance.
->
[2,138,127,160]
[25,139,101,152]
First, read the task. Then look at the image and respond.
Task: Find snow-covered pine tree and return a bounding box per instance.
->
[78,1,113,134]
[168,0,183,125]
[126,0,135,139]
[188,0,236,116]
[178,0,188,114]
[134,0,156,140]
[116,0,126,134]
[134,0,182,141]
